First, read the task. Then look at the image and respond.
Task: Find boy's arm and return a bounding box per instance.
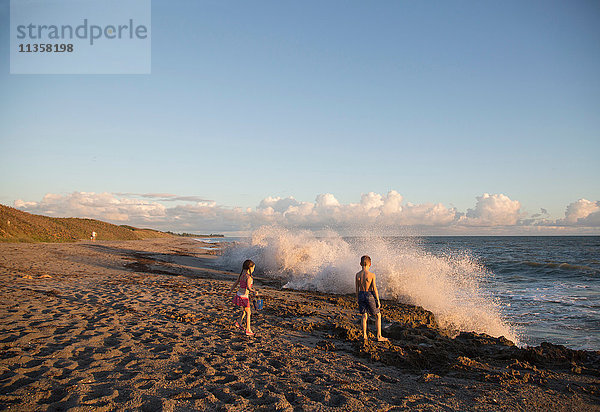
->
[355,273,359,300]
[372,274,381,308]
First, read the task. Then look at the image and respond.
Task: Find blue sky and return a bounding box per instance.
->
[1,0,599,234]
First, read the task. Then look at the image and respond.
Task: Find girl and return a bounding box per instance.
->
[230,259,258,336]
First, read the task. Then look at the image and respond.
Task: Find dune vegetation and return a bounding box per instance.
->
[0,204,172,243]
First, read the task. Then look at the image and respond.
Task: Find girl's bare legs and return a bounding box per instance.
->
[238,308,246,326]
[233,303,244,328]
[244,307,252,333]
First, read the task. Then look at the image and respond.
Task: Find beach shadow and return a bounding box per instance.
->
[73,243,236,281]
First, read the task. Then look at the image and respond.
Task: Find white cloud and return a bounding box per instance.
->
[11,191,600,234]
[556,199,600,226]
[360,192,384,211]
[400,202,457,226]
[258,196,302,213]
[462,193,522,226]
[14,192,167,222]
[253,191,455,228]
[315,193,341,208]
[381,190,403,216]
[115,193,211,202]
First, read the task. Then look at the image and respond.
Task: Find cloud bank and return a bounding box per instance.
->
[12,191,600,234]
[558,199,600,226]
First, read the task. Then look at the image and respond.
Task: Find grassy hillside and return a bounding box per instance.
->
[0,204,173,243]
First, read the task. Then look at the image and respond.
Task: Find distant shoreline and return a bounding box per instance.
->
[165,231,225,238]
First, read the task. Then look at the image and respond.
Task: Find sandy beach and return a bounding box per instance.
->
[0,238,598,411]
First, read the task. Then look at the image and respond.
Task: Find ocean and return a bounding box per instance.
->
[213,229,600,350]
[416,236,600,350]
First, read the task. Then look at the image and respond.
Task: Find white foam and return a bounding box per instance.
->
[219,225,519,343]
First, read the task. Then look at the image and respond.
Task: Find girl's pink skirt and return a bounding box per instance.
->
[233,294,250,308]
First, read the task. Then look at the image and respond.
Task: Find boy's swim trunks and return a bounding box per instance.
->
[358,291,379,316]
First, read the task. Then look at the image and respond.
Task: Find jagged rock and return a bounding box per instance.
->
[454,331,515,347]
[316,340,335,351]
[418,373,440,382]
[383,301,439,329]
[520,342,600,374]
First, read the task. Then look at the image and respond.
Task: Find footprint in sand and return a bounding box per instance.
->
[81,382,119,406]
[300,373,316,384]
[103,334,121,347]
[327,390,350,407]
[268,358,285,369]
[213,373,237,385]
[207,386,236,403]
[23,359,44,368]
[23,366,49,379]
[139,394,163,411]
[38,387,69,405]
[165,370,184,381]
[378,373,400,384]
[1,376,35,396]
[136,380,156,390]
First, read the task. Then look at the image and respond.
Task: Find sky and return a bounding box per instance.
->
[1,0,599,235]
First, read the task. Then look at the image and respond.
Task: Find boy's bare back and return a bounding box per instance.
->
[356,269,375,292]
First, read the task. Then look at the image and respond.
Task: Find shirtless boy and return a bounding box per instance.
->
[356,255,388,343]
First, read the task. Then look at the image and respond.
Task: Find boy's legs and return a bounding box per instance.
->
[376,313,388,342]
[362,313,368,341]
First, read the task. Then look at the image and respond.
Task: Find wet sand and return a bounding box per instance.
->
[0,238,598,411]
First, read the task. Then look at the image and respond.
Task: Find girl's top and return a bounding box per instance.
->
[237,273,252,298]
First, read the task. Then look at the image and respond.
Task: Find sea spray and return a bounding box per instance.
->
[220,226,519,343]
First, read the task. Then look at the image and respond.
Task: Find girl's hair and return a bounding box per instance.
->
[239,259,255,279]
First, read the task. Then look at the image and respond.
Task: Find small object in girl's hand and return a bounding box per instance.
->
[253,298,263,310]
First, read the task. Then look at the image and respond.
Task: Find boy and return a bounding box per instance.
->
[356,255,388,343]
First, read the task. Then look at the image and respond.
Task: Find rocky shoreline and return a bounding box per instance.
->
[0,238,598,411]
